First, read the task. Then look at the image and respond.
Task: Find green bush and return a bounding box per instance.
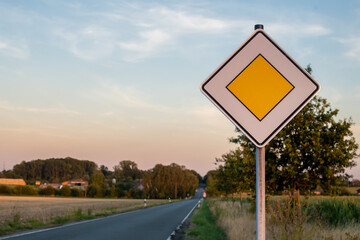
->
[0,185,12,195]
[21,186,38,196]
[54,189,61,196]
[60,186,71,197]
[12,185,24,195]
[133,189,145,199]
[71,188,82,197]
[87,184,102,198]
[102,188,112,198]
[39,186,55,196]
[11,185,38,196]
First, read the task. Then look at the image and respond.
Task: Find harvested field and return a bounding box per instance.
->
[0,196,166,225]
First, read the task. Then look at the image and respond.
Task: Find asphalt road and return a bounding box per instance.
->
[1,188,204,240]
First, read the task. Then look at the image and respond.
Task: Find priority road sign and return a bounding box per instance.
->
[201,27,320,147]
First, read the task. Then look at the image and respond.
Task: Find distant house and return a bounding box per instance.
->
[39,183,61,189]
[314,189,323,195]
[0,178,26,186]
[357,189,360,196]
[61,179,88,190]
[134,181,144,191]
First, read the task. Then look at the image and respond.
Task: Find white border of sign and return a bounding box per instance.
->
[201,29,320,147]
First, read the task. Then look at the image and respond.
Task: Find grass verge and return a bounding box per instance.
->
[185,200,226,240]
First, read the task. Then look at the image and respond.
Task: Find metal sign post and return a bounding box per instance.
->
[256,146,265,240]
[256,24,266,240]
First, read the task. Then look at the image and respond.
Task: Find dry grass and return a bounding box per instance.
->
[0,196,166,225]
[207,197,360,240]
[207,198,256,240]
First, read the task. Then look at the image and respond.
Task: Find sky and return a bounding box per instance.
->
[0,0,359,178]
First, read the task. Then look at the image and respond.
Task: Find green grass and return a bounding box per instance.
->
[344,187,360,195]
[186,200,226,240]
[0,217,46,236]
[267,195,360,227]
[307,197,360,226]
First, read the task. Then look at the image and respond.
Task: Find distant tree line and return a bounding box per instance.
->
[2,157,97,184]
[0,158,200,199]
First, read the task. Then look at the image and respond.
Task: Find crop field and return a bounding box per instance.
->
[344,186,360,195]
[0,196,167,235]
[206,196,360,240]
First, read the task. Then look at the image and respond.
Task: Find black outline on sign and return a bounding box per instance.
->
[226,54,295,121]
[201,30,320,147]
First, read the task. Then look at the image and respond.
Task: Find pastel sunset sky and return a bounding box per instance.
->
[1,0,359,177]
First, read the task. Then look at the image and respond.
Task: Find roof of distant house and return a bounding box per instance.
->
[62,179,88,185]
[0,178,26,186]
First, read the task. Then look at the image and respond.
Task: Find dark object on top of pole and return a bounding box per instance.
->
[255,24,264,30]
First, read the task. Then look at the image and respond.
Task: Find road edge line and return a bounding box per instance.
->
[166,198,203,240]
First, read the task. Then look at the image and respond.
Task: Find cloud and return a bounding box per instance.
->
[117,6,233,61]
[180,102,234,129]
[338,37,360,61]
[320,87,344,104]
[0,101,80,115]
[0,41,29,59]
[267,23,331,39]
[148,7,229,33]
[55,25,115,61]
[90,83,172,113]
[49,4,239,62]
[50,3,332,63]
[118,29,171,60]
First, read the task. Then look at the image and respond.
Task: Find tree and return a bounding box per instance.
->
[215,148,255,202]
[87,184,102,198]
[351,179,360,187]
[144,163,199,199]
[226,65,358,194]
[100,165,113,178]
[90,170,104,186]
[231,94,358,193]
[204,170,222,196]
[114,160,142,181]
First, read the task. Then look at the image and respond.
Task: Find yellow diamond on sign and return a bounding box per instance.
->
[227,54,294,121]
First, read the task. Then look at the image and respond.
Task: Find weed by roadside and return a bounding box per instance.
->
[185,200,226,240]
[0,211,45,236]
[207,198,256,240]
[267,192,313,240]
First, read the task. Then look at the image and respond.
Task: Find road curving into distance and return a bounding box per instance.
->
[0,187,204,240]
